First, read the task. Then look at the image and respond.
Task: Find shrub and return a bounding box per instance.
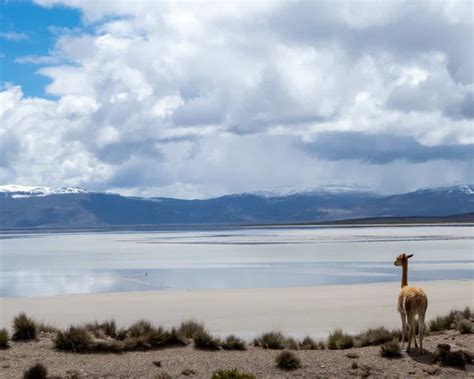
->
[146,326,173,348]
[0,328,9,349]
[327,329,353,350]
[122,320,178,350]
[115,328,128,341]
[12,313,37,341]
[457,319,472,334]
[193,329,221,350]
[165,327,188,347]
[298,336,325,350]
[121,325,186,351]
[462,307,471,320]
[211,368,256,379]
[429,308,471,332]
[55,321,187,353]
[380,339,402,358]
[85,320,117,338]
[54,326,93,353]
[253,331,286,349]
[37,322,59,334]
[23,363,47,379]
[275,350,301,370]
[221,335,246,350]
[429,315,454,332]
[128,320,155,338]
[178,319,205,339]
[285,337,299,350]
[354,327,400,347]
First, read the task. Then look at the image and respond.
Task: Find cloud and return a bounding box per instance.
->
[0,31,29,41]
[1,1,473,197]
[305,132,474,163]
[15,55,65,65]
[268,0,474,84]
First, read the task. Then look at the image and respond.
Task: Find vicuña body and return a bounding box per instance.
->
[394,253,428,354]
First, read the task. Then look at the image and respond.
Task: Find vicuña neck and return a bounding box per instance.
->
[401,262,408,288]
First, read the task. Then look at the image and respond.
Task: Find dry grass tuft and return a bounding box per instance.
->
[193,329,221,351]
[37,322,59,334]
[85,320,117,338]
[253,331,287,350]
[221,335,246,350]
[23,363,48,379]
[128,320,154,338]
[380,339,402,358]
[12,313,37,341]
[178,319,206,339]
[429,308,471,332]
[298,336,325,350]
[327,329,353,350]
[354,326,400,347]
[54,326,94,353]
[456,319,472,334]
[275,350,301,370]
[0,328,9,349]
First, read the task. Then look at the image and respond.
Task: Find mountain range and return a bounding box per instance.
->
[0,184,473,229]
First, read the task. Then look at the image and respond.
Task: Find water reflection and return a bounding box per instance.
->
[1,260,472,298]
[1,226,473,297]
[0,271,117,297]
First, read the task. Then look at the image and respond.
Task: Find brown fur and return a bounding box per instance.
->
[394,253,428,354]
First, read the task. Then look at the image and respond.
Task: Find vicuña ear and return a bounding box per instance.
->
[406,254,414,258]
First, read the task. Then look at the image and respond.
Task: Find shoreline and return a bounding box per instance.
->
[2,277,473,300]
[1,222,473,235]
[1,280,472,339]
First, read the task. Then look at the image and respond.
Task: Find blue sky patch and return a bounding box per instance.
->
[0,0,82,98]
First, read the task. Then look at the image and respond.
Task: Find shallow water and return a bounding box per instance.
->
[0,225,473,297]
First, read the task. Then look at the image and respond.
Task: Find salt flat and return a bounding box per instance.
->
[1,226,473,297]
[1,280,472,338]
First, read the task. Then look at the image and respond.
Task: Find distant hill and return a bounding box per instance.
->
[0,184,473,229]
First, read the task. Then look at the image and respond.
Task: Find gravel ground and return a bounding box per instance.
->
[1,330,473,378]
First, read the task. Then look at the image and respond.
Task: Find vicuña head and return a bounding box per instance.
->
[394,252,413,267]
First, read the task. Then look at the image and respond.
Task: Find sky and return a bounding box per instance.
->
[0,0,473,199]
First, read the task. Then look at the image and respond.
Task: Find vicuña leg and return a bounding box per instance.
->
[406,315,416,351]
[418,314,425,354]
[414,319,418,348]
[400,313,407,348]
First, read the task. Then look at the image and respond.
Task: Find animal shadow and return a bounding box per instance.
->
[407,348,437,364]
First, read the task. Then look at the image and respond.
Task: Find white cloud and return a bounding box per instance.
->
[15,55,64,65]
[0,31,29,41]
[1,1,473,197]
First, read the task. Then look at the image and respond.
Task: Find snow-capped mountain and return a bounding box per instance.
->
[418,184,474,195]
[0,184,472,228]
[245,184,375,198]
[0,185,87,198]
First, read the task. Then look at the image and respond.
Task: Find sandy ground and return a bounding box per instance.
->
[0,330,473,378]
[1,280,473,339]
